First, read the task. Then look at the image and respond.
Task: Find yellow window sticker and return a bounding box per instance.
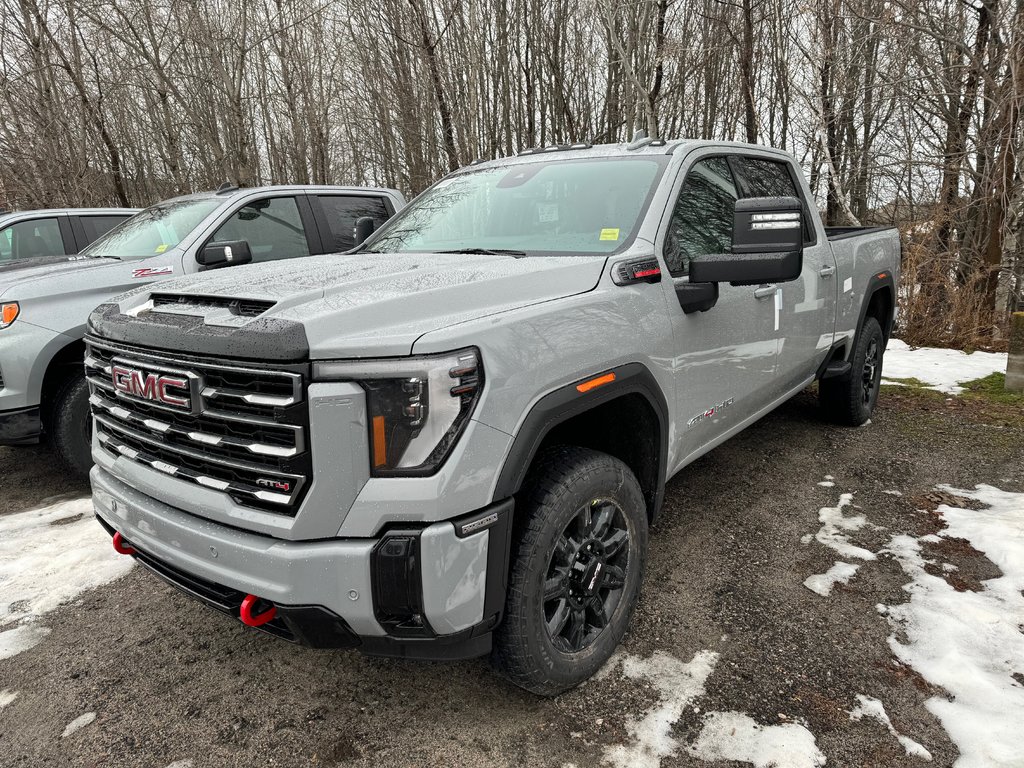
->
[600,228,620,241]
[155,244,168,253]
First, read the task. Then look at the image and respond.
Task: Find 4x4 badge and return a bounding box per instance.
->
[687,398,735,428]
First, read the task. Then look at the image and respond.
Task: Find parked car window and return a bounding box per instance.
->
[664,157,738,276]
[82,198,222,259]
[211,196,310,263]
[80,214,132,245]
[0,217,64,262]
[318,195,390,252]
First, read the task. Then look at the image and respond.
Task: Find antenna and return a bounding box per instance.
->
[216,181,239,195]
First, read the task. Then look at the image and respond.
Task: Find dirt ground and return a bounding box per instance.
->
[1,386,1022,768]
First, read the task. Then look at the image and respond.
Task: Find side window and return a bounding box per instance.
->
[0,217,65,262]
[733,156,813,243]
[210,197,310,264]
[317,195,390,252]
[663,157,738,276]
[80,215,131,244]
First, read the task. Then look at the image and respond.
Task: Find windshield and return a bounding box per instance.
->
[365,157,667,256]
[81,198,223,260]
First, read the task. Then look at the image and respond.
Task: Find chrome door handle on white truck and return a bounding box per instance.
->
[85,139,899,695]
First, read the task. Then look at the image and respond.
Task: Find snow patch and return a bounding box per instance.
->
[882,485,1024,768]
[849,694,932,760]
[61,712,96,737]
[164,761,194,768]
[811,493,876,561]
[0,497,133,660]
[884,490,903,496]
[688,711,826,768]
[803,561,860,596]
[0,624,50,661]
[882,340,1007,394]
[817,481,834,487]
[602,650,719,768]
[0,689,18,709]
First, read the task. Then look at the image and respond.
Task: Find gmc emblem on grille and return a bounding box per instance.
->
[111,363,192,411]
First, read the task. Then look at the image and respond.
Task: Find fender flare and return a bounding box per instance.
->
[855,271,896,346]
[27,324,87,406]
[491,362,670,520]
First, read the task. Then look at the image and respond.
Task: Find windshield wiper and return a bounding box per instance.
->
[437,247,527,257]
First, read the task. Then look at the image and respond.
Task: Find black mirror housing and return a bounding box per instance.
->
[198,240,253,269]
[689,196,804,287]
[353,216,376,246]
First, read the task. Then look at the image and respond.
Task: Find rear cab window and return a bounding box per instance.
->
[79,214,132,245]
[316,195,391,252]
[731,155,815,244]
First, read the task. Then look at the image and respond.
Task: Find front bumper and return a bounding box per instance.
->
[91,466,512,660]
[0,405,42,445]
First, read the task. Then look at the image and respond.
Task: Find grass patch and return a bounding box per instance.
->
[880,376,933,389]
[960,372,1024,406]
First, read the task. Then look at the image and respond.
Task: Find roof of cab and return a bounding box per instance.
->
[0,207,138,222]
[464,137,795,173]
[155,185,404,207]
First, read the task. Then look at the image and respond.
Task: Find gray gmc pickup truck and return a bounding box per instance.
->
[0,185,402,475]
[86,139,900,695]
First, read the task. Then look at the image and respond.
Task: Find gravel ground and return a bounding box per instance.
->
[1,386,1022,768]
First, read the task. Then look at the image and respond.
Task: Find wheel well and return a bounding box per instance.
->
[40,339,86,427]
[534,393,661,521]
[864,285,894,342]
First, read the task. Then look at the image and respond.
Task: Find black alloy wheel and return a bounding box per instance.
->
[543,498,630,653]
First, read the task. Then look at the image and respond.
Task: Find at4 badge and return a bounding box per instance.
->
[687,398,735,428]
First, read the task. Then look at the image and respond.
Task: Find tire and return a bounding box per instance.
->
[49,373,93,479]
[492,446,648,696]
[820,316,884,426]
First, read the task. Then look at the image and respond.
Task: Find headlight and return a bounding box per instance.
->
[0,302,18,329]
[313,347,482,476]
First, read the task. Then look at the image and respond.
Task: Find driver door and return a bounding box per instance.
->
[659,154,780,467]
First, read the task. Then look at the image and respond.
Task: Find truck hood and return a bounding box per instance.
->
[98,251,606,359]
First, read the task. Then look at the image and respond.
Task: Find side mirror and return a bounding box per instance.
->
[198,240,253,269]
[688,197,804,286]
[353,216,376,246]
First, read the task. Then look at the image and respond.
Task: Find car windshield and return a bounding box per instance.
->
[364,156,667,256]
[81,198,223,260]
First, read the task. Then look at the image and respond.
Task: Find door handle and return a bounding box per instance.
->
[753,284,776,300]
[819,265,836,278]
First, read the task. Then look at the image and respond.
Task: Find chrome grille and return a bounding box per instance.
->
[85,336,310,515]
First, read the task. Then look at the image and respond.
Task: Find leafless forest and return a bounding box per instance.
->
[0,0,1021,346]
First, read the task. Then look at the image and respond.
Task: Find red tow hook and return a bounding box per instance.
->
[240,594,277,627]
[111,531,137,556]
